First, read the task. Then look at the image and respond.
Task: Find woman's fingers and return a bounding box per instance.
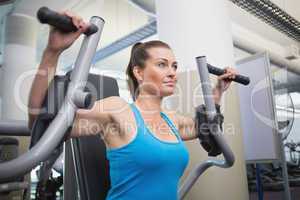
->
[61,10,87,33]
[51,10,90,36]
[79,21,90,32]
[222,67,238,81]
[216,67,237,92]
[219,72,232,80]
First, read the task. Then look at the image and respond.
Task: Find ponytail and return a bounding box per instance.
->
[126,42,143,101]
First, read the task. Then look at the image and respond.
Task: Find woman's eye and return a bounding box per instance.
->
[158,62,166,67]
[173,64,178,70]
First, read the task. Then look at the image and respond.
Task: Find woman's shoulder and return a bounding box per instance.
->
[94,96,127,108]
[93,96,132,119]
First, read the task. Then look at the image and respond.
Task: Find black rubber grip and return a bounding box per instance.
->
[37,7,98,36]
[207,64,250,85]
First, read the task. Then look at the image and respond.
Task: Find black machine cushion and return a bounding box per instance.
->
[30,71,118,199]
[65,73,118,200]
[195,104,224,157]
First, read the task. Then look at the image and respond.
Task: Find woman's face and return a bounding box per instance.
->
[135,47,178,98]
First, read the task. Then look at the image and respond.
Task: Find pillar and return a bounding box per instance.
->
[156,0,249,199]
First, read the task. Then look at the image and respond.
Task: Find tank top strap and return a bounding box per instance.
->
[129,103,144,131]
[130,103,182,142]
[160,112,182,142]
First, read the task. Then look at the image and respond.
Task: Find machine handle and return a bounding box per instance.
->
[207,63,250,85]
[37,7,99,36]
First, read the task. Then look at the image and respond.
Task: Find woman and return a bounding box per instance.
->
[28,12,237,200]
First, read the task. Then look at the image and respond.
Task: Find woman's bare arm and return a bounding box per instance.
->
[28,50,59,129]
[27,12,88,129]
[70,96,124,138]
[176,67,237,141]
[176,114,197,141]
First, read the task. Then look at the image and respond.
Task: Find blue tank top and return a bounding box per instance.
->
[106,103,189,200]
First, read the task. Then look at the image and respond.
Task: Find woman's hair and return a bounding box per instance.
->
[126,40,171,100]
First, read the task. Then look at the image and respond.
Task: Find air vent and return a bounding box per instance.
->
[230,0,300,42]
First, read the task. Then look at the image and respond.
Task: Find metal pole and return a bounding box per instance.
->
[255,163,264,200]
[279,138,292,200]
[179,56,235,199]
[0,120,30,136]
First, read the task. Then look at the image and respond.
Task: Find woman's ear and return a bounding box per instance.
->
[133,66,144,83]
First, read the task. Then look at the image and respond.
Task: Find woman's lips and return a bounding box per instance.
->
[164,82,175,86]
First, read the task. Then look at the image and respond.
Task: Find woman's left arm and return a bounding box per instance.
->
[176,67,237,141]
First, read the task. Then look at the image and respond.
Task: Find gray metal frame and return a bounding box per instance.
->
[0,16,105,179]
[178,56,235,199]
[0,120,30,136]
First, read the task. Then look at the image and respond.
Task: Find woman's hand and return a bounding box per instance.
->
[213,67,237,104]
[216,67,237,92]
[45,11,89,56]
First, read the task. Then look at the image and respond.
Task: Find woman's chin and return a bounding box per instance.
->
[161,89,175,97]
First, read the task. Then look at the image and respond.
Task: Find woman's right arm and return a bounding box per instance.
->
[28,49,60,129]
[28,12,126,139]
[70,96,125,138]
[28,12,88,129]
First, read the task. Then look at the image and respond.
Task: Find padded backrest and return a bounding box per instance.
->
[30,71,118,200]
[64,73,119,200]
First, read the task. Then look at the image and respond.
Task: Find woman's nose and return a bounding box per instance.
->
[168,66,176,76]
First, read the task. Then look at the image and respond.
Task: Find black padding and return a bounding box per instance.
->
[30,74,70,147]
[0,138,19,146]
[64,73,118,200]
[30,71,118,199]
[195,104,224,157]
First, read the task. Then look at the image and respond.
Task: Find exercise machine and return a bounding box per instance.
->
[0,7,250,200]
[0,6,104,199]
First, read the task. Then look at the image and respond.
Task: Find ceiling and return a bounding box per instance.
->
[1,0,299,68]
[0,0,300,92]
[94,0,300,72]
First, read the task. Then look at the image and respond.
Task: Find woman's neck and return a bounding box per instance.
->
[135,94,162,116]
